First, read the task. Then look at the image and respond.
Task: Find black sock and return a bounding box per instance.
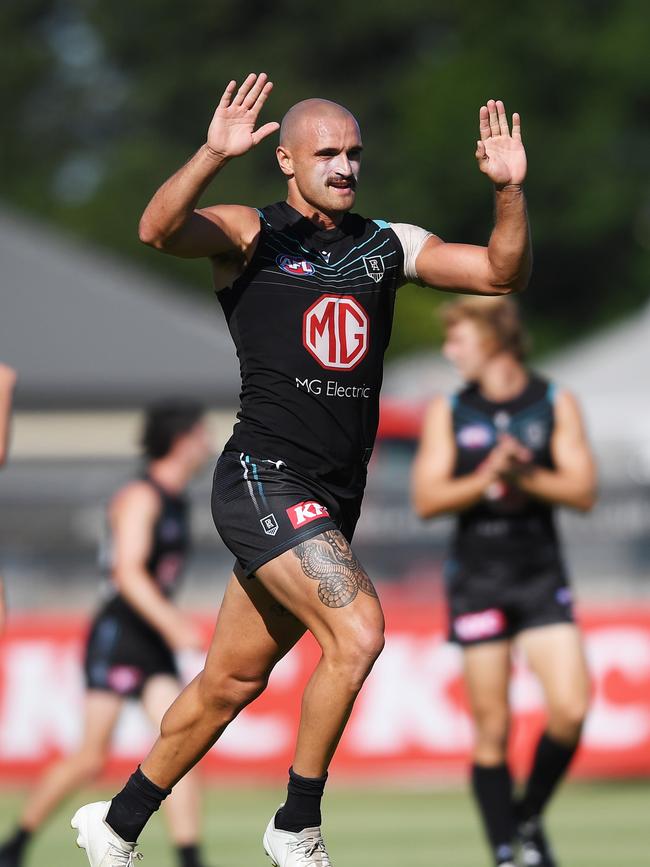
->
[274,767,328,833]
[177,843,202,867]
[0,827,32,859]
[471,763,516,864]
[105,766,171,843]
[518,731,578,821]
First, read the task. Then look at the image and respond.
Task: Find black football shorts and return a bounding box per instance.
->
[211,449,362,577]
[84,597,178,698]
[444,543,575,646]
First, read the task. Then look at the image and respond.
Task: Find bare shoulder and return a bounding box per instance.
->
[0,364,17,387]
[110,480,161,519]
[206,205,263,289]
[418,394,453,448]
[419,233,444,252]
[553,388,583,419]
[424,394,452,427]
[413,233,449,263]
[197,204,261,249]
[552,388,592,441]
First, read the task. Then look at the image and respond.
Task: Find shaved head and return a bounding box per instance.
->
[280,99,359,149]
[276,98,363,224]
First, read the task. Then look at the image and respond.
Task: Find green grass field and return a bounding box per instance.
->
[1,781,648,866]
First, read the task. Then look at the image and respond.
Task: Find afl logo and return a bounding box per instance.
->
[303,294,369,370]
[457,424,494,449]
[277,254,315,276]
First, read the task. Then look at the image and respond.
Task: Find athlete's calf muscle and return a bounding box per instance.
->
[293,530,377,608]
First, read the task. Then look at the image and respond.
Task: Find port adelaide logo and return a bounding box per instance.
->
[260,514,279,536]
[363,255,384,283]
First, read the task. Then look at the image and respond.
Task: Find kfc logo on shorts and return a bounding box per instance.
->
[277,254,315,276]
[454,608,506,642]
[303,294,369,370]
[287,501,330,529]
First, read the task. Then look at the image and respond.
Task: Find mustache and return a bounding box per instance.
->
[327,175,357,189]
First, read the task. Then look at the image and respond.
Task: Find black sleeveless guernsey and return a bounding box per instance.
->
[84,477,190,697]
[100,475,190,606]
[444,374,576,645]
[451,373,559,555]
[217,202,406,499]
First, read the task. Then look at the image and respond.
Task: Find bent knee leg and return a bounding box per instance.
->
[547,694,589,744]
[473,708,510,764]
[323,621,385,692]
[197,668,268,718]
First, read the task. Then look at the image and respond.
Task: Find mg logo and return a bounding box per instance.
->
[303,294,369,370]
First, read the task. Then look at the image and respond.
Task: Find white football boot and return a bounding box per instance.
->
[71,802,142,866]
[263,809,332,866]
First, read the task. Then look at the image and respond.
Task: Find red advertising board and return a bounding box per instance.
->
[1,604,649,782]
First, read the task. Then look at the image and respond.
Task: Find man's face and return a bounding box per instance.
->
[279,113,363,216]
[443,319,494,381]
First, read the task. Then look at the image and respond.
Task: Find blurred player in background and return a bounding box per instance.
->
[412,298,596,867]
[72,72,530,867]
[0,362,18,634]
[0,400,213,867]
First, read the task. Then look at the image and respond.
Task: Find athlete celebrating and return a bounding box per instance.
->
[0,401,212,867]
[412,298,596,867]
[71,73,531,867]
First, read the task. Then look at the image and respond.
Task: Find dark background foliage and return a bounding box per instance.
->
[3,0,649,356]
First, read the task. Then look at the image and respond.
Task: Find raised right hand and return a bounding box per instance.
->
[206,72,279,161]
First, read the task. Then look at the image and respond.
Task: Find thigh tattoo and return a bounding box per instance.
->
[293,530,378,608]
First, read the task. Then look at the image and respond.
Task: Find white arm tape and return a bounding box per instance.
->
[390,222,432,282]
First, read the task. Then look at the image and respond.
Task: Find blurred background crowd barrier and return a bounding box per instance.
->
[2,607,649,783]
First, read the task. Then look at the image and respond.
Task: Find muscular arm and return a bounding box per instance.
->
[138,73,278,259]
[0,363,17,467]
[110,483,198,649]
[513,390,597,512]
[138,151,260,259]
[411,397,496,519]
[414,187,531,296]
[414,100,531,296]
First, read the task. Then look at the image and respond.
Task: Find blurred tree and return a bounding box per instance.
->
[2,0,649,357]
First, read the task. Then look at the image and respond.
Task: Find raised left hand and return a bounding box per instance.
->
[475,99,527,187]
